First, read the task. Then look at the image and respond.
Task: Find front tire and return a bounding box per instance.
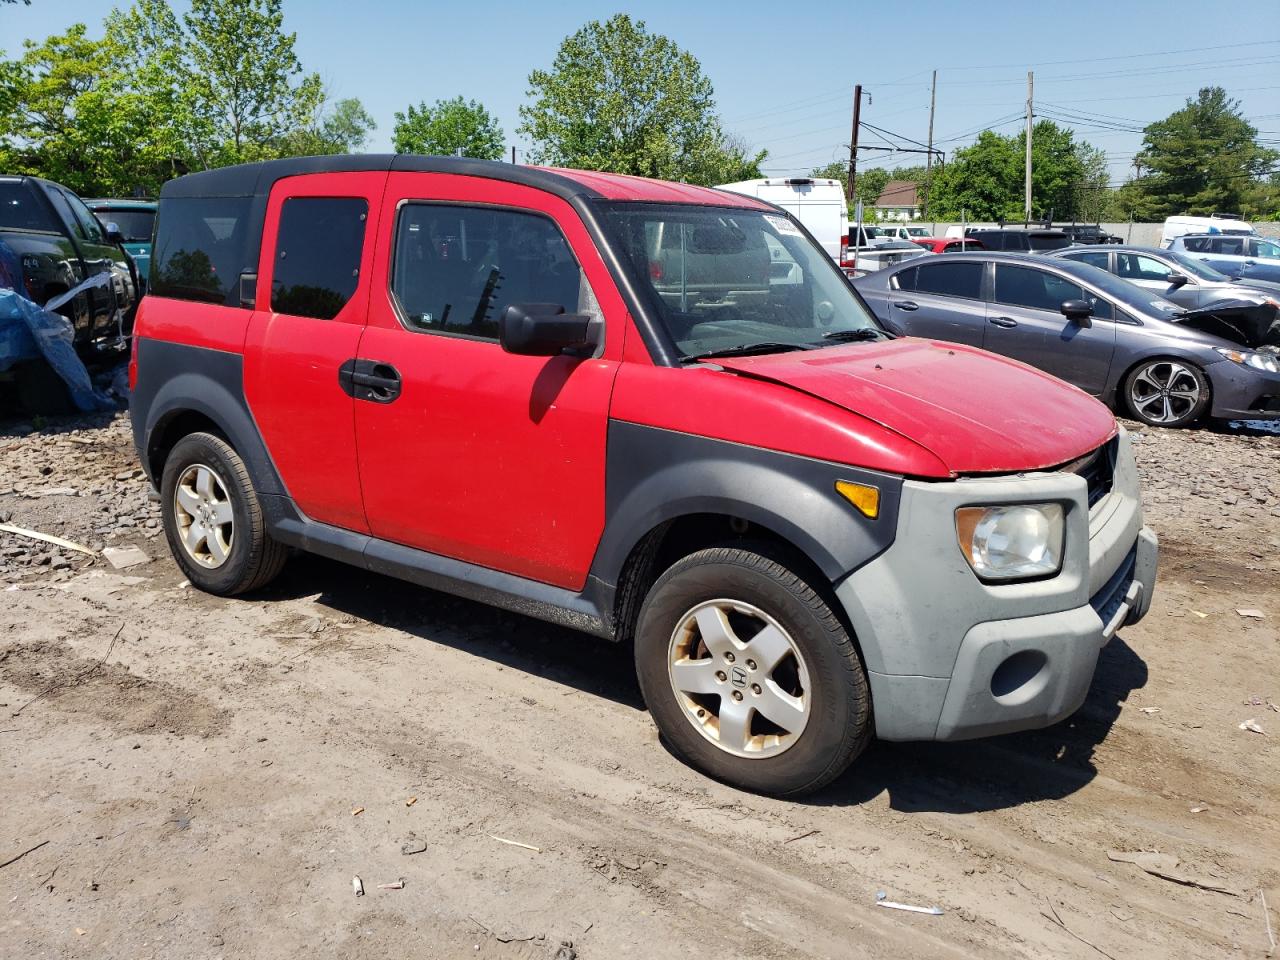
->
[634,545,871,796]
[1123,358,1210,428]
[160,432,287,595]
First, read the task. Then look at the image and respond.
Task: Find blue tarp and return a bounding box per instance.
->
[0,241,115,412]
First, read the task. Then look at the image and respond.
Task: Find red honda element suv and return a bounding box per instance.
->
[131,156,1158,796]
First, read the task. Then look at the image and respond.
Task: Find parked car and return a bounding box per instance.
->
[879,224,932,242]
[914,237,987,254]
[0,175,138,347]
[853,252,1280,427]
[716,177,845,262]
[1049,245,1280,309]
[1057,224,1121,245]
[132,155,1157,796]
[963,227,1071,252]
[85,198,156,289]
[1169,233,1280,284]
[1161,213,1254,248]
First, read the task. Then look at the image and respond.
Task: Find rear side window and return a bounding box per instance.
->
[151,197,254,306]
[270,197,368,320]
[1180,237,1210,252]
[912,261,983,299]
[1071,250,1110,270]
[0,180,57,232]
[390,203,590,342]
[1217,237,1245,255]
[994,265,1083,312]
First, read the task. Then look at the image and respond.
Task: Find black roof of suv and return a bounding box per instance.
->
[963,227,1071,252]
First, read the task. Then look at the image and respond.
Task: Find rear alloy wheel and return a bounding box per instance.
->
[635,545,871,796]
[160,432,287,595]
[1123,359,1209,428]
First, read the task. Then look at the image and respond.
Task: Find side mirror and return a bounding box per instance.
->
[1166,271,1189,287]
[1060,299,1093,327]
[104,222,125,244]
[499,303,599,357]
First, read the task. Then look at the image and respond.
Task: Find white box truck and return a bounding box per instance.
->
[715,177,846,262]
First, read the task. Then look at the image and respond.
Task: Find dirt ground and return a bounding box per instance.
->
[1,408,1277,960]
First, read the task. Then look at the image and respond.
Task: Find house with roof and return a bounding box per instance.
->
[874,180,921,220]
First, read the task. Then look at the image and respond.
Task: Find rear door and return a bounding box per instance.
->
[886,259,986,346]
[241,172,385,533]
[984,263,1116,395]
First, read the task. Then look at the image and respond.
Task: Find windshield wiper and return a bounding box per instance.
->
[821,328,894,343]
[684,341,813,362]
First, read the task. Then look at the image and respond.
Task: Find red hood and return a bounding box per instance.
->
[711,339,1117,474]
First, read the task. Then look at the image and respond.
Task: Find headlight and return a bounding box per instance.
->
[955,503,1064,581]
[1215,347,1280,374]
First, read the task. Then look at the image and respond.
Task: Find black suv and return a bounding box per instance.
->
[1058,224,1122,245]
[963,227,1070,252]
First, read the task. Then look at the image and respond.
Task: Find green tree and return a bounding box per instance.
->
[276,97,375,156]
[518,14,764,185]
[1127,87,1279,219]
[927,121,1094,221]
[181,0,323,164]
[392,96,503,158]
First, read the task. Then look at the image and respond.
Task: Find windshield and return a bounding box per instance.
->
[95,208,155,243]
[1164,250,1228,281]
[601,202,882,359]
[0,180,58,232]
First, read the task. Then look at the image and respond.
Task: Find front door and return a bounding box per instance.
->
[354,172,624,590]
[983,263,1116,396]
[242,172,386,533]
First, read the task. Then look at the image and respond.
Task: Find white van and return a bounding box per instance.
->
[715,178,846,262]
[1161,214,1255,249]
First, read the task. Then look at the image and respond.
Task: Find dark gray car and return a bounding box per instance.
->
[1047,245,1280,309]
[852,252,1280,427]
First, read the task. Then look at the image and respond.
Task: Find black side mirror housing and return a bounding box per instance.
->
[1166,271,1189,287]
[499,303,599,357]
[1060,299,1093,327]
[104,222,125,245]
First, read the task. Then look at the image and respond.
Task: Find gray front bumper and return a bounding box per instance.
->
[835,428,1158,742]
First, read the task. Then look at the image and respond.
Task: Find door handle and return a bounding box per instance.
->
[1244,260,1256,266]
[893,300,919,311]
[988,316,1019,328]
[339,359,402,403]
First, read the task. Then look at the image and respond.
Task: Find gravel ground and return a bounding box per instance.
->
[1,407,1277,960]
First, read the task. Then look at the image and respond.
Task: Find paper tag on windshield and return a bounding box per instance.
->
[765,215,802,237]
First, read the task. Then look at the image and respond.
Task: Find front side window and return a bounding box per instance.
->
[1117,254,1175,282]
[912,260,983,299]
[64,191,105,243]
[151,197,254,306]
[993,265,1083,312]
[270,197,367,320]
[603,202,881,359]
[391,203,591,341]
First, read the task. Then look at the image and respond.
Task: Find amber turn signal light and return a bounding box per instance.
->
[835,480,879,519]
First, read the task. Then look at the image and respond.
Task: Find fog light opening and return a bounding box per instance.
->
[990,650,1049,703]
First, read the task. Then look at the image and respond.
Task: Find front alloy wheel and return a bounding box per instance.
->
[635,544,871,796]
[668,599,811,757]
[1124,359,1209,428]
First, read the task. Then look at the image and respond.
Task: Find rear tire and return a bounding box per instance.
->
[634,544,871,796]
[160,432,287,595]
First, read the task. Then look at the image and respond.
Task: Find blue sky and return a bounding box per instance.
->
[4,0,1279,184]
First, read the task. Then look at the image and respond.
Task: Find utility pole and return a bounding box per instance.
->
[923,70,937,218]
[511,146,517,164]
[847,84,862,204]
[1024,70,1034,223]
